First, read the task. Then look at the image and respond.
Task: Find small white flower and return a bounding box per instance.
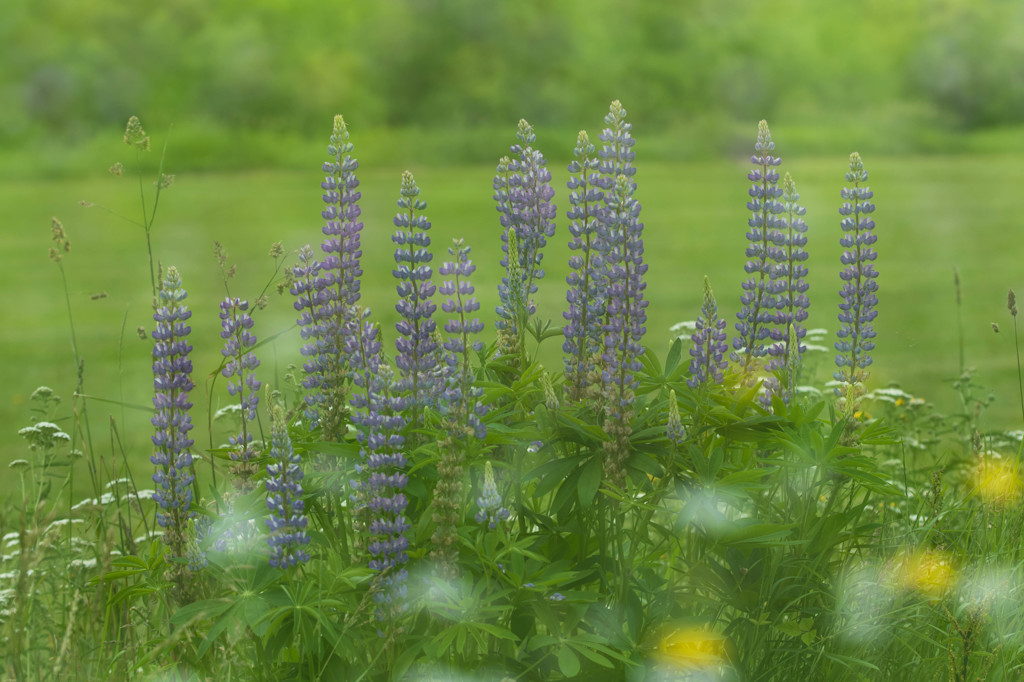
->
[69,558,98,570]
[669,320,699,334]
[45,518,84,534]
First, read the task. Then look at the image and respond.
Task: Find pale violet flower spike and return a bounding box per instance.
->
[834,152,878,392]
[392,170,439,410]
[735,120,785,371]
[150,266,196,559]
[688,276,728,388]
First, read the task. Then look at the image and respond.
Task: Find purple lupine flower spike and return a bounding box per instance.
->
[564,130,607,401]
[494,120,557,331]
[735,120,786,373]
[298,114,364,439]
[600,171,648,486]
[689,276,729,388]
[834,152,878,395]
[219,297,261,484]
[392,170,439,412]
[265,402,310,568]
[291,244,328,426]
[151,266,196,559]
[438,238,488,440]
[596,100,637,207]
[347,314,410,616]
[595,101,647,486]
[431,239,488,576]
[763,172,810,405]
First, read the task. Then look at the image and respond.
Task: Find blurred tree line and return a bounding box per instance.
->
[3,0,1023,151]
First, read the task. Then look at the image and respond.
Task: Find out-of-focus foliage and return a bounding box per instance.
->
[4,0,1023,150]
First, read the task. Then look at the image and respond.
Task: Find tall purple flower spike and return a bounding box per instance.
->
[347,313,410,617]
[834,152,878,392]
[735,120,786,372]
[438,238,488,440]
[762,172,810,405]
[494,119,557,332]
[292,115,364,438]
[265,403,310,568]
[219,297,261,468]
[689,276,729,388]
[564,129,607,401]
[151,266,196,558]
[392,170,439,411]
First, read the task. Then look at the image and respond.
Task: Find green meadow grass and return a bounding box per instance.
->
[2,153,1023,498]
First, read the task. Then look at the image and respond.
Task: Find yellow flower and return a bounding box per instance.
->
[655,626,728,670]
[894,549,956,598]
[973,455,1022,507]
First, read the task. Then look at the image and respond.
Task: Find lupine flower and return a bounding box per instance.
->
[293,115,364,439]
[265,403,310,568]
[834,152,878,393]
[291,245,329,426]
[348,314,410,615]
[431,239,487,576]
[600,172,648,486]
[392,170,439,412]
[596,100,637,189]
[735,120,786,372]
[437,238,487,441]
[762,172,810,405]
[475,461,510,530]
[219,297,261,482]
[494,120,557,331]
[773,173,810,353]
[151,266,196,558]
[689,276,729,388]
[563,129,607,401]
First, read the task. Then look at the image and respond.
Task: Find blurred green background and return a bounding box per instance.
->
[6,0,1024,173]
[3,0,1024,491]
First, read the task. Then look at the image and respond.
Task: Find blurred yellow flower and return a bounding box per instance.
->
[973,455,1022,506]
[894,549,956,598]
[655,626,727,670]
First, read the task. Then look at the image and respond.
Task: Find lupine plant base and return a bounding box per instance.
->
[4,108,1024,682]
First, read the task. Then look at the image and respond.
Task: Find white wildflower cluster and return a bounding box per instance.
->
[669,320,699,343]
[17,421,71,450]
[801,327,830,353]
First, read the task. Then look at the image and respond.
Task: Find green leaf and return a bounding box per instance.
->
[713,521,795,548]
[557,645,581,678]
[170,598,233,626]
[665,338,683,374]
[570,642,614,669]
[578,457,602,508]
